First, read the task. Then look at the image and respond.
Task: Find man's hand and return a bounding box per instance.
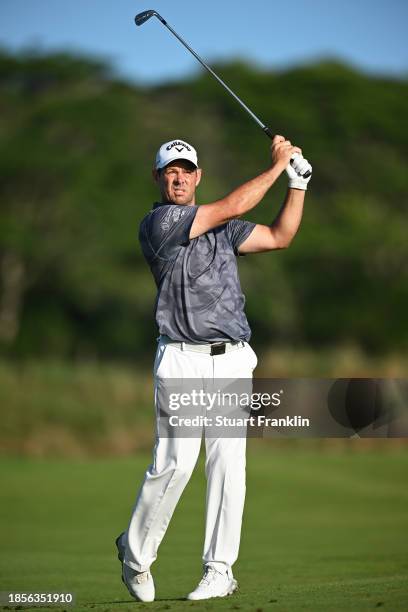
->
[271,134,301,170]
[271,135,312,190]
[286,152,312,190]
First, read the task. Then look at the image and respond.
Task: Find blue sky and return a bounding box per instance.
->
[1,0,407,84]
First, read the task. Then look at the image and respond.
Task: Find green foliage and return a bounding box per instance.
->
[0,50,407,358]
[2,352,406,457]
[0,360,154,456]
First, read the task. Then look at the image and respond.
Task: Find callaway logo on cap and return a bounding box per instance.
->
[155,139,198,170]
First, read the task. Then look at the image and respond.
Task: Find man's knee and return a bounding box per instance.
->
[205,454,245,478]
[150,455,198,482]
[172,462,196,483]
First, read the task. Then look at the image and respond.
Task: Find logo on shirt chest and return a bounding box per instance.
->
[172,208,185,223]
[160,207,186,231]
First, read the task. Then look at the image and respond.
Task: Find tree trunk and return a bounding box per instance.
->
[0,251,26,342]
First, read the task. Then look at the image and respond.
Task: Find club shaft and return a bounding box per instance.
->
[141,11,311,178]
[159,19,268,133]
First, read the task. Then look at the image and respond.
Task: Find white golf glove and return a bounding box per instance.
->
[286,153,312,190]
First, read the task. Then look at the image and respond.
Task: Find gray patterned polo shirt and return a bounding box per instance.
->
[139,202,256,343]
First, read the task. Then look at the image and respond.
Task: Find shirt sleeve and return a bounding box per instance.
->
[226,219,256,255]
[140,205,198,262]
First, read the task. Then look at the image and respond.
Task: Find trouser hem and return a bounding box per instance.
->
[203,560,231,574]
[123,557,150,573]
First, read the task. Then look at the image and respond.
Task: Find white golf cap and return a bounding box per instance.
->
[155,139,198,170]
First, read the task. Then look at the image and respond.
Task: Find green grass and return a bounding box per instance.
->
[0,444,407,611]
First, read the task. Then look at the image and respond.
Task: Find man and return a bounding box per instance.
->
[116,135,312,602]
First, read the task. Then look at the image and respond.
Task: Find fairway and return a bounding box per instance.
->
[1,443,407,611]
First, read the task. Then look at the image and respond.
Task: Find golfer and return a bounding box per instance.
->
[116,135,312,601]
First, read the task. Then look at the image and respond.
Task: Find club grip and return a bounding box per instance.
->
[291,157,312,179]
[263,126,274,139]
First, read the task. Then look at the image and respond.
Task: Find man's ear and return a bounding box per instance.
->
[152,168,160,182]
[195,168,202,187]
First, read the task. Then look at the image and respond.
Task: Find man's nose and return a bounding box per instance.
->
[174,172,185,183]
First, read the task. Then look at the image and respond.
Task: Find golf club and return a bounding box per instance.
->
[135,9,311,178]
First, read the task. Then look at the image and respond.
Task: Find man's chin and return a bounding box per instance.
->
[171,194,193,205]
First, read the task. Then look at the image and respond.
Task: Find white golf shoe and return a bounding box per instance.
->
[187,565,238,601]
[121,564,155,603]
[115,532,155,603]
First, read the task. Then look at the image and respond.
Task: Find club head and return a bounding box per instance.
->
[135,9,158,26]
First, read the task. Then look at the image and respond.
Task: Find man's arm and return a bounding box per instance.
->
[189,135,304,240]
[237,187,305,253]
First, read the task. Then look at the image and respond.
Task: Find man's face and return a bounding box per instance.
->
[153,159,202,205]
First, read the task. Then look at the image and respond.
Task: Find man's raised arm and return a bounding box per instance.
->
[189,135,311,240]
[238,149,312,253]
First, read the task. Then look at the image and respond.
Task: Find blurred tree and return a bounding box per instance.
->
[0,51,407,359]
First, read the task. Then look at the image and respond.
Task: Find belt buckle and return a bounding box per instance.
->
[210,342,226,356]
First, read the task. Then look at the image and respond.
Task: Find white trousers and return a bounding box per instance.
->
[123,338,257,574]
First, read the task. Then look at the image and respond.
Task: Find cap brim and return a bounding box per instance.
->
[156,155,198,170]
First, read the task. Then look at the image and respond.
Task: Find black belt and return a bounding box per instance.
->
[159,335,245,355]
[210,342,227,356]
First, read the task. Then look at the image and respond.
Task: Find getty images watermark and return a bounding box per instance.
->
[166,388,309,429]
[155,378,408,438]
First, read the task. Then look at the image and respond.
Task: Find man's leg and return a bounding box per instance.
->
[123,340,205,572]
[123,434,201,571]
[187,342,256,600]
[203,342,255,570]
[202,435,246,570]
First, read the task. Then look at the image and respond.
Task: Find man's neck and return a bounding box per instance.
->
[160,199,195,206]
